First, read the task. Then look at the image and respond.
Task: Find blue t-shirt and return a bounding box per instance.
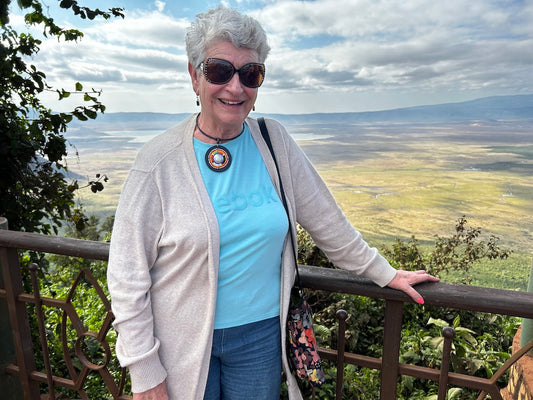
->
[193,125,288,329]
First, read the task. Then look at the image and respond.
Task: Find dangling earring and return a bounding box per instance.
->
[196,95,200,106]
[253,105,256,112]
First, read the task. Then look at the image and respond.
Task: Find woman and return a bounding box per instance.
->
[107,7,439,400]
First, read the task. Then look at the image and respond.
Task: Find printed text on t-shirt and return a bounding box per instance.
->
[214,184,279,213]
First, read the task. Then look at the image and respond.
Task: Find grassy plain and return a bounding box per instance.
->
[299,120,533,289]
[69,119,533,289]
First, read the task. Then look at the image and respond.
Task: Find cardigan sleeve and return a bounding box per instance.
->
[269,119,397,287]
[107,168,168,393]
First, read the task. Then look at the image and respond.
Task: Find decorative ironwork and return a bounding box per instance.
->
[0,239,131,399]
[28,263,130,400]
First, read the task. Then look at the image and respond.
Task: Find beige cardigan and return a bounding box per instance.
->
[107,114,397,399]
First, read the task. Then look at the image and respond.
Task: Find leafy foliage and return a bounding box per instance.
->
[381,216,511,282]
[288,217,519,399]
[0,1,123,234]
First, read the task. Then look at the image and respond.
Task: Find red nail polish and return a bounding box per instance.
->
[416,298,424,305]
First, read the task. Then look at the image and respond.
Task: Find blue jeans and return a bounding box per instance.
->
[203,316,282,400]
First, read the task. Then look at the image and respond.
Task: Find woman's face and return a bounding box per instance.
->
[189,41,260,135]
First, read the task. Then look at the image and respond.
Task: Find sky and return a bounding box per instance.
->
[8,0,533,114]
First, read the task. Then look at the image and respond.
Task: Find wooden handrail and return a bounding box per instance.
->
[2,230,532,319]
[0,230,109,261]
[298,264,533,319]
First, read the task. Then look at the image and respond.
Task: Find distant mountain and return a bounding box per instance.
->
[73,94,533,130]
[265,94,533,125]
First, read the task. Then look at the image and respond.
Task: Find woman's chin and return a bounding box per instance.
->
[215,106,252,125]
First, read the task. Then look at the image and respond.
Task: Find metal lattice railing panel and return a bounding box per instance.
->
[24,263,131,400]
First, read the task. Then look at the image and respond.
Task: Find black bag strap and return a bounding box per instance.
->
[258,117,304,296]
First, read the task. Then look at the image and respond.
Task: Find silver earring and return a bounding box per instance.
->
[196,95,200,106]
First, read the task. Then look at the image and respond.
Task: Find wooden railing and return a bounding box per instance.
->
[1,228,533,399]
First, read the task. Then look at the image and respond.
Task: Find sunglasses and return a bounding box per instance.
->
[201,58,265,88]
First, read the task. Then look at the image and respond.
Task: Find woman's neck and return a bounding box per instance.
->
[194,114,245,144]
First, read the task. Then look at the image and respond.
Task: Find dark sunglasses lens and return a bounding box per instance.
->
[205,59,234,84]
[239,64,265,88]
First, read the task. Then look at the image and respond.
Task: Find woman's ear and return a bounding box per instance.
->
[188,62,200,93]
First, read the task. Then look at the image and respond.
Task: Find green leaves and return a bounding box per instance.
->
[74,173,109,195]
[56,83,103,121]
[425,314,514,381]
[425,387,464,400]
[17,0,34,8]
[58,0,125,21]
[1,3,122,234]
[59,0,75,8]
[18,1,123,40]
[43,134,67,163]
[57,89,70,99]
[381,216,512,282]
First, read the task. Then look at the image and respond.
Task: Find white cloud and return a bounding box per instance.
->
[251,0,533,103]
[256,0,528,42]
[10,0,533,113]
[82,9,189,50]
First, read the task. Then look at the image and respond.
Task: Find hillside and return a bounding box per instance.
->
[264,94,533,124]
[72,94,533,132]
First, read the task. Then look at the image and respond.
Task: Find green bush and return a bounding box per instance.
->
[291,216,519,399]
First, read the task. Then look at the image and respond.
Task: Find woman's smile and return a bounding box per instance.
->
[219,98,245,106]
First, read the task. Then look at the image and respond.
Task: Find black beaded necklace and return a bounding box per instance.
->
[195,114,245,172]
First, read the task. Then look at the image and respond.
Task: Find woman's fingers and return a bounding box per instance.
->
[387,270,439,304]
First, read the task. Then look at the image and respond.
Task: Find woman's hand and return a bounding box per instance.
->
[386,269,440,304]
[133,380,169,400]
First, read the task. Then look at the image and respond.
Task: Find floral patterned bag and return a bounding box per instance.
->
[287,296,326,386]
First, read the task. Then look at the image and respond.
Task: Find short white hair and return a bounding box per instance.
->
[186,6,270,69]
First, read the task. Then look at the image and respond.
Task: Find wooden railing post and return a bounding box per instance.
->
[0,218,24,399]
[380,299,404,400]
[335,309,348,399]
[0,224,40,399]
[437,327,456,400]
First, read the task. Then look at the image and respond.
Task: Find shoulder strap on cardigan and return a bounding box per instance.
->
[257,117,304,296]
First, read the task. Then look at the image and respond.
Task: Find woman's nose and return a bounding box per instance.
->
[225,71,244,93]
